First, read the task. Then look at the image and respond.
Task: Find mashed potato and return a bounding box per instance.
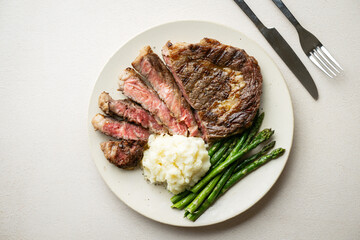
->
[142,134,210,194]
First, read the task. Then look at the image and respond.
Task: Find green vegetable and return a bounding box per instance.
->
[170,190,191,204]
[207,141,223,157]
[243,112,264,148]
[186,165,235,221]
[210,138,232,165]
[185,174,222,213]
[233,141,276,173]
[221,148,285,194]
[171,192,197,209]
[169,112,264,205]
[187,148,285,221]
[190,128,274,193]
[210,137,237,170]
[231,131,249,156]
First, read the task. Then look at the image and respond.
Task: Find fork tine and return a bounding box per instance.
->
[313,50,336,76]
[317,47,340,73]
[309,53,333,78]
[320,46,343,71]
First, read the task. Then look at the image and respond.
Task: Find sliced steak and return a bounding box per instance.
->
[118,67,188,136]
[92,113,150,141]
[98,92,167,134]
[162,38,262,142]
[100,140,145,169]
[132,46,200,137]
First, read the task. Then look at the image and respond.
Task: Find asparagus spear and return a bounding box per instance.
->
[207,140,223,157]
[210,112,262,170]
[171,192,197,209]
[186,170,234,221]
[221,148,285,194]
[210,137,237,170]
[185,174,222,213]
[186,163,237,219]
[228,131,249,157]
[210,138,232,165]
[187,132,256,213]
[178,132,251,211]
[170,190,191,204]
[210,113,262,170]
[190,128,274,193]
[233,141,276,173]
[242,112,265,148]
[187,148,285,221]
[186,142,276,220]
[186,142,260,220]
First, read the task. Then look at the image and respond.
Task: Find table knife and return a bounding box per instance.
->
[233,0,318,100]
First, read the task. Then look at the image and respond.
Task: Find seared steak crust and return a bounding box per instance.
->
[98,92,167,134]
[100,140,145,169]
[132,46,200,137]
[162,38,262,141]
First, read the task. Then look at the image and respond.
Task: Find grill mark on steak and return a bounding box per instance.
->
[92,113,150,141]
[218,47,237,66]
[132,46,200,137]
[118,68,188,136]
[181,62,202,95]
[98,92,167,134]
[176,62,187,74]
[100,140,145,169]
[190,64,232,112]
[212,46,228,65]
[162,38,262,142]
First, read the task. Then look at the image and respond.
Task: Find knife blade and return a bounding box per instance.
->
[233,0,318,100]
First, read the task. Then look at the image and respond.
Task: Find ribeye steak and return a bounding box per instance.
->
[98,92,167,134]
[118,67,188,136]
[162,38,262,141]
[132,46,200,137]
[100,140,145,169]
[92,113,150,141]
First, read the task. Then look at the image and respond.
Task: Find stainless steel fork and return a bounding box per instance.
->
[272,0,343,78]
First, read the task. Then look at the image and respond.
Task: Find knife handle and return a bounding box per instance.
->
[271,0,301,28]
[233,0,266,31]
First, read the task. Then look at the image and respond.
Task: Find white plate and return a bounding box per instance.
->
[88,20,294,227]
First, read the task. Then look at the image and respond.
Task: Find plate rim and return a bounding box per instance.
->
[87,19,294,227]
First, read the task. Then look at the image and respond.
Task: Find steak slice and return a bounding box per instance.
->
[162,38,262,142]
[92,113,150,141]
[118,67,188,136]
[132,46,200,137]
[98,92,167,134]
[100,140,145,169]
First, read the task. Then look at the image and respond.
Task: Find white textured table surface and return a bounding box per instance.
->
[1,0,359,239]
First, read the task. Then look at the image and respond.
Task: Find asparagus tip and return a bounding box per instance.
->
[271,148,285,158]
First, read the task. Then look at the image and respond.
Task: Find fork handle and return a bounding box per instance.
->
[271,0,301,28]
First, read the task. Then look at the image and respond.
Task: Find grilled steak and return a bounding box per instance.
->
[118,68,188,136]
[100,140,145,169]
[92,113,150,141]
[132,46,200,137]
[162,38,262,142]
[98,92,167,134]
